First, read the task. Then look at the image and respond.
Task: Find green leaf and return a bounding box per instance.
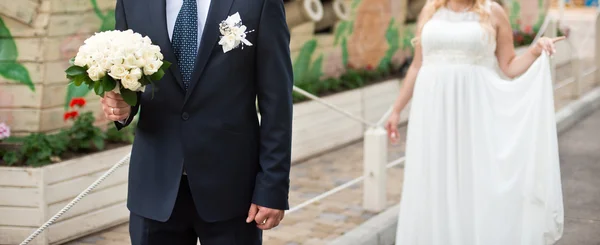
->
[120,89,138,106]
[102,75,116,91]
[0,62,34,91]
[100,11,116,32]
[93,137,105,150]
[73,75,85,86]
[64,82,91,109]
[379,19,400,70]
[308,54,324,82]
[149,69,165,81]
[293,39,318,82]
[334,21,348,45]
[341,38,349,67]
[65,65,87,77]
[0,17,18,61]
[161,61,172,70]
[93,81,104,96]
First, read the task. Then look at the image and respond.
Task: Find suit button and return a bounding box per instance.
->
[182,112,189,121]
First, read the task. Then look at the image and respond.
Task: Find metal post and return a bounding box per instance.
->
[362,126,388,212]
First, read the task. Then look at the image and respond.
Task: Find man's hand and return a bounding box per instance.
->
[101,91,131,121]
[246,203,285,230]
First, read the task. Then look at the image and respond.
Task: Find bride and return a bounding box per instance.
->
[384,0,565,244]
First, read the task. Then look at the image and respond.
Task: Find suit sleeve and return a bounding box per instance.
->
[114,0,141,130]
[252,0,294,210]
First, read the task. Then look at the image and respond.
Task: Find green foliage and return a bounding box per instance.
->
[293,39,318,82]
[341,38,349,67]
[64,112,107,151]
[379,19,400,70]
[509,1,521,30]
[1,112,138,167]
[0,17,34,91]
[293,67,393,103]
[334,21,350,45]
[401,25,416,52]
[0,62,34,90]
[308,55,324,82]
[3,132,69,167]
[106,122,135,144]
[91,0,116,31]
[65,83,92,110]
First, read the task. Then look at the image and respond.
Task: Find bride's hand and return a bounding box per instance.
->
[385,112,401,144]
[530,36,566,57]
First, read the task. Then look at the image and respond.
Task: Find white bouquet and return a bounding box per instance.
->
[65,30,171,106]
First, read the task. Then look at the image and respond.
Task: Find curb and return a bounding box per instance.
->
[327,86,600,245]
[556,86,600,134]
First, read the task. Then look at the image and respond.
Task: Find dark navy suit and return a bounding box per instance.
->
[114,0,293,243]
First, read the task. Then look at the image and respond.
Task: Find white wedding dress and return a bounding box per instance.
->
[395,5,564,245]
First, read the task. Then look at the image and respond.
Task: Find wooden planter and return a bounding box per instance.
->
[0,145,131,245]
[291,79,410,162]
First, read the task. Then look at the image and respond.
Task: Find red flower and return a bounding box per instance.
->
[523,25,533,34]
[69,97,86,108]
[63,111,79,121]
[514,34,524,43]
[366,64,374,71]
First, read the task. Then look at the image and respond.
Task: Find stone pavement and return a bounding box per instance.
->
[555,108,600,245]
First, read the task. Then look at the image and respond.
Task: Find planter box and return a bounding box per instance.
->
[291,79,410,162]
[0,145,131,245]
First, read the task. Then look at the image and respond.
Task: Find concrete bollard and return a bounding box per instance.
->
[363,126,388,212]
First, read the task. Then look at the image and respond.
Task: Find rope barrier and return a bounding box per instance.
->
[293,86,377,127]
[19,155,131,245]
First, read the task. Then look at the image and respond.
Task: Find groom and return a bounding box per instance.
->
[100,0,293,244]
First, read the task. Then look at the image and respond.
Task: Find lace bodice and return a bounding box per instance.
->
[421,7,497,67]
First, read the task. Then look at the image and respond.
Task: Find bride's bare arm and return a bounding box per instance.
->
[493,2,562,79]
[385,3,432,142]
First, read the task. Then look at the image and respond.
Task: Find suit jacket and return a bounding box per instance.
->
[115,0,293,223]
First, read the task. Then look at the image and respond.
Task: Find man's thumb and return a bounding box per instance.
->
[246,204,258,223]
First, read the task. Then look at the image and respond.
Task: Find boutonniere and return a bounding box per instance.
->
[218,12,254,53]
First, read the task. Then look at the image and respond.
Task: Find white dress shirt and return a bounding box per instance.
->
[166,0,211,49]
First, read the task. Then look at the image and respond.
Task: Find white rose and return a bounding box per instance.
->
[135,58,147,68]
[121,74,142,91]
[100,59,112,71]
[143,60,162,75]
[130,68,143,80]
[109,64,129,80]
[123,54,138,69]
[142,36,152,45]
[87,65,105,81]
[142,50,157,61]
[74,54,88,67]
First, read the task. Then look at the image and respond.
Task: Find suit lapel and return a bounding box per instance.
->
[146,0,184,91]
[184,0,235,103]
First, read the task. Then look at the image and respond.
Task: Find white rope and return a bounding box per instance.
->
[19,155,131,245]
[293,86,376,127]
[287,156,406,214]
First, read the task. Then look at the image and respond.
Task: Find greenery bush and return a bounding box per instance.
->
[0,99,136,167]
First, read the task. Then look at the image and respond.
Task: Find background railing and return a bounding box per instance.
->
[18,10,600,245]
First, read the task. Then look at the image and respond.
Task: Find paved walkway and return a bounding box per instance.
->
[555,108,600,245]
